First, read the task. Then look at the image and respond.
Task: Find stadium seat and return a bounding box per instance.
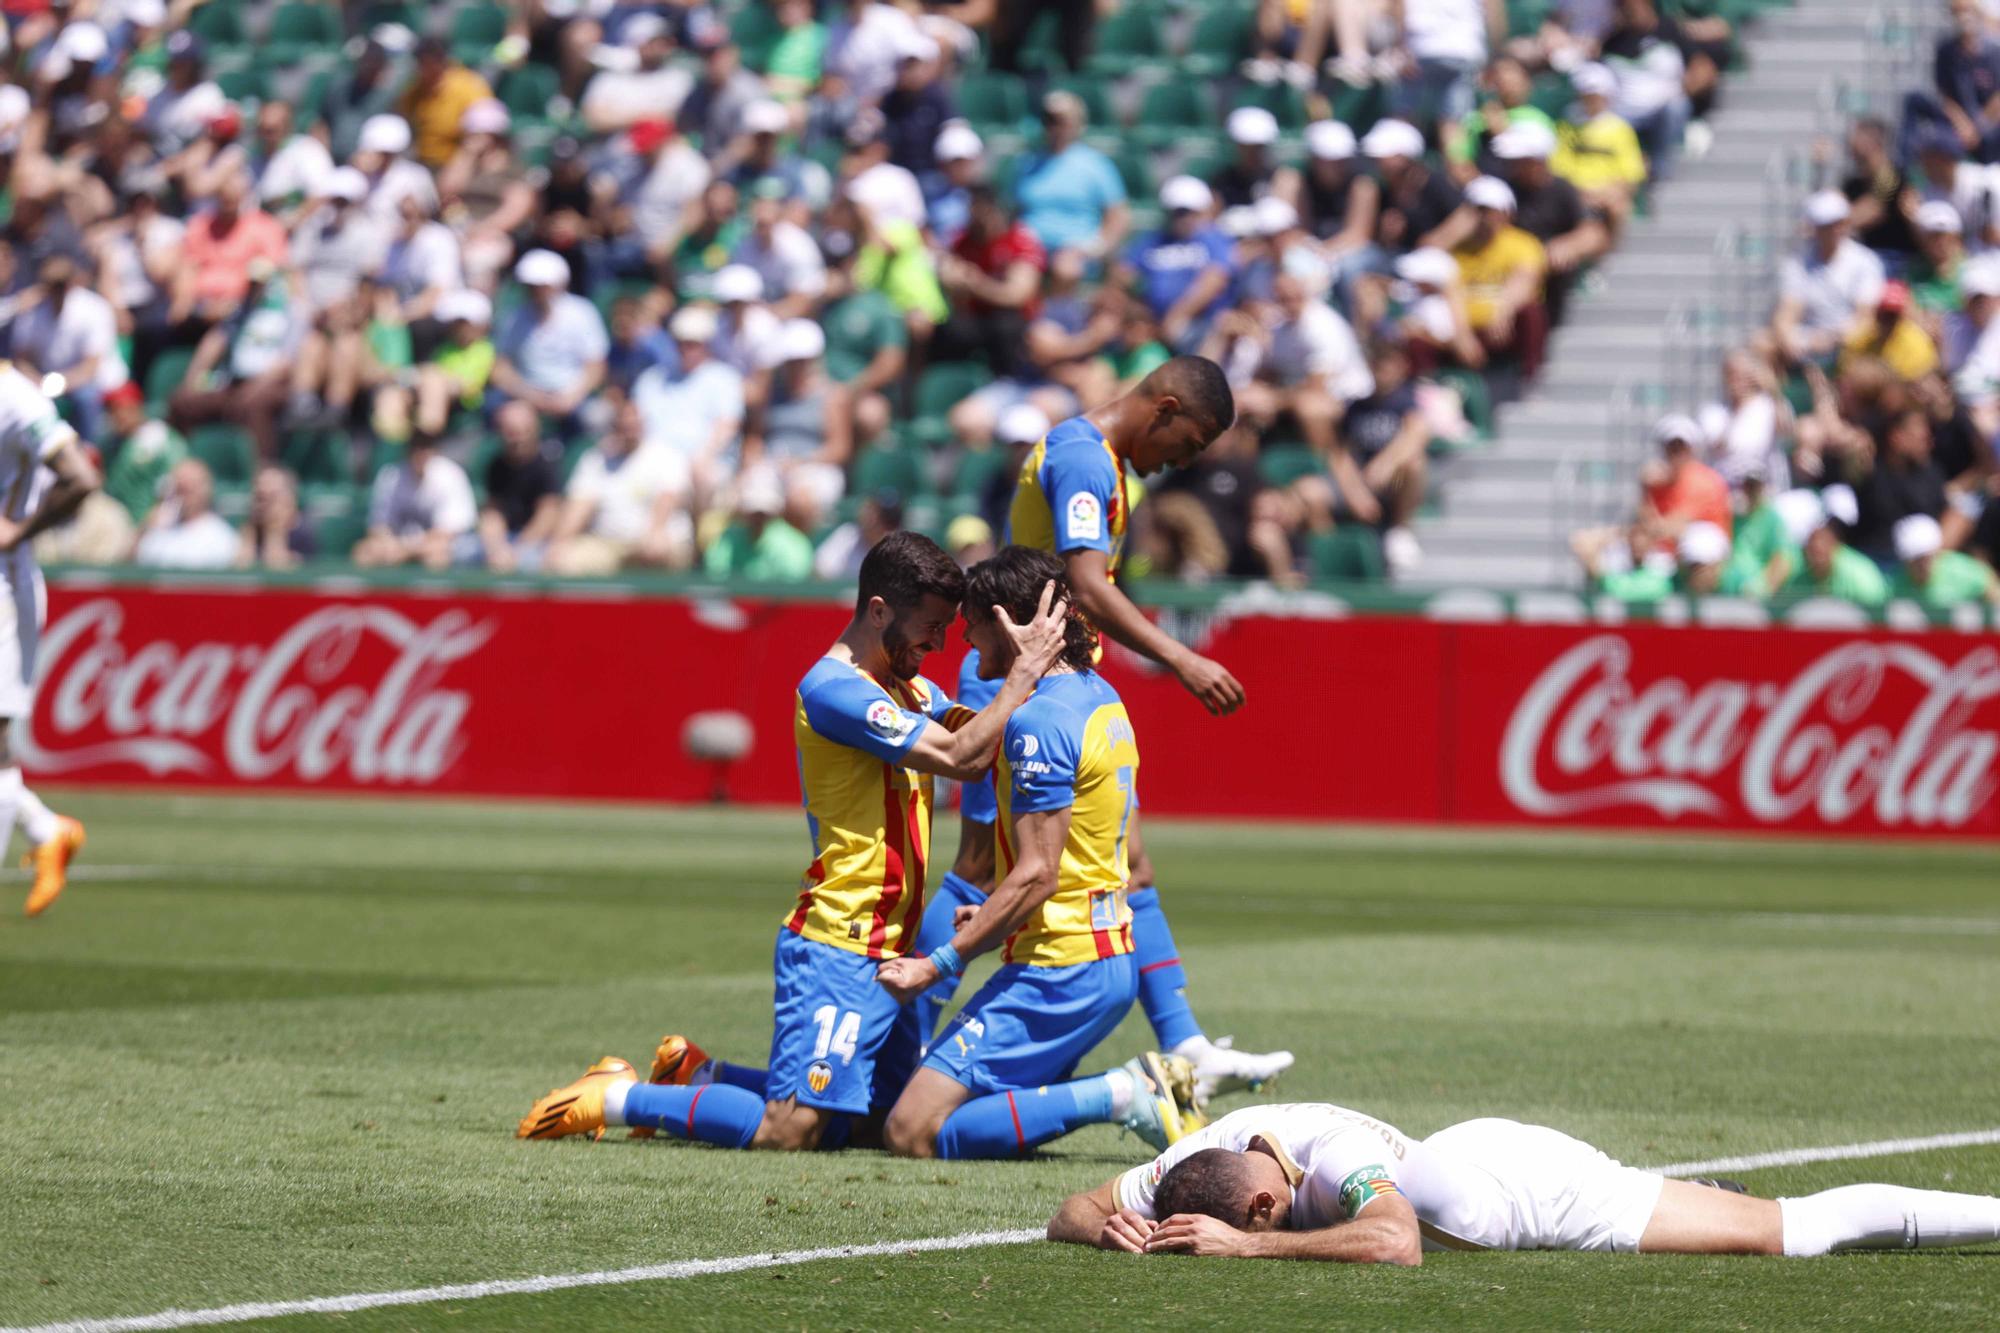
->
[279,429,350,486]
[1085,2,1165,75]
[187,0,248,48]
[851,442,930,499]
[948,446,1013,504]
[730,3,785,71]
[497,63,563,126]
[1431,367,1494,442]
[911,361,992,434]
[1180,4,1255,78]
[1133,82,1217,149]
[144,349,194,411]
[957,71,1030,135]
[1256,443,1321,487]
[303,483,367,558]
[448,2,509,65]
[355,2,421,31]
[1232,82,1309,131]
[216,66,271,104]
[264,3,343,66]
[1309,526,1385,580]
[188,424,256,486]
[1112,142,1157,202]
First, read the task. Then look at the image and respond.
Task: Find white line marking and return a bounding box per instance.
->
[1649,1127,2000,1177]
[2,1229,1044,1333]
[12,1128,2000,1332]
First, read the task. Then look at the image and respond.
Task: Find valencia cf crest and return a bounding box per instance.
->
[806,1060,834,1095]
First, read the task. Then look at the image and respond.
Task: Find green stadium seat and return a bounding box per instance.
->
[302,483,368,557]
[1045,75,1114,130]
[1431,367,1493,441]
[948,446,1013,504]
[264,3,343,65]
[1232,81,1309,131]
[1327,83,1385,129]
[1085,2,1165,75]
[1112,142,1157,201]
[144,349,194,411]
[216,66,271,104]
[497,63,563,124]
[187,0,248,47]
[958,71,1030,134]
[730,3,785,71]
[188,424,256,485]
[1133,81,1216,149]
[279,429,350,486]
[914,361,992,422]
[1180,4,1255,77]
[449,2,509,65]
[356,2,421,31]
[851,442,930,499]
[1309,526,1384,580]
[1256,443,1321,487]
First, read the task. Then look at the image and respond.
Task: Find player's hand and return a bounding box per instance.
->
[0,515,25,553]
[1174,652,1245,716]
[1096,1210,1158,1253]
[952,904,978,930]
[998,579,1070,680]
[1144,1213,1252,1258]
[875,956,939,1003]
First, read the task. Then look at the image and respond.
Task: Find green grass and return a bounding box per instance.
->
[2,793,1997,1330]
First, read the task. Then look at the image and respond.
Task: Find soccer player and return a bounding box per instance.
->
[0,361,99,916]
[875,547,1206,1160]
[1003,353,1290,1099]
[517,532,1068,1150]
[1049,1102,2000,1261]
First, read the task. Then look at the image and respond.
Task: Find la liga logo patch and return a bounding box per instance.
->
[865,699,910,739]
[1066,492,1102,541]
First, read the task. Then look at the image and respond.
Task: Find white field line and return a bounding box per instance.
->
[10,1129,2000,1333]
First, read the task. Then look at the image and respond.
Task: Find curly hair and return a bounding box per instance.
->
[964,545,1098,672]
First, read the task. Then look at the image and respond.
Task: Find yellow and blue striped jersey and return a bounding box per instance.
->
[994,669,1139,967]
[788,657,963,959]
[1008,415,1137,580]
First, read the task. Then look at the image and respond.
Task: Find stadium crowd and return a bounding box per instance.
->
[0,0,1733,585]
[1570,0,2000,613]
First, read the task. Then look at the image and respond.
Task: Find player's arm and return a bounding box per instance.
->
[1047,1179,1157,1253]
[1064,547,1245,716]
[899,582,1068,781]
[1145,1192,1422,1265]
[0,436,99,552]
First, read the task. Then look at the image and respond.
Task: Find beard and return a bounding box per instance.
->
[881,620,927,681]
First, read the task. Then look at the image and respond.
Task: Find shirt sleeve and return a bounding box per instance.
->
[1041,441,1121,556]
[1114,1118,1232,1218]
[19,390,77,461]
[1004,704,1079,815]
[800,672,930,764]
[1299,1127,1408,1220]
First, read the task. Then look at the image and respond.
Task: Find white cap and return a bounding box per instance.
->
[711,264,764,303]
[1492,121,1557,160]
[776,317,825,362]
[123,0,168,26]
[1894,512,1944,561]
[847,160,927,229]
[357,114,412,156]
[461,98,511,135]
[934,121,983,162]
[998,403,1052,445]
[1803,190,1850,226]
[320,165,368,201]
[1159,174,1213,213]
[0,85,28,134]
[513,247,570,288]
[1651,412,1702,447]
[1394,247,1457,286]
[1218,205,1260,238]
[1305,119,1356,161]
[1821,483,1859,528]
[738,465,785,515]
[1572,62,1617,97]
[1464,175,1517,213]
[56,21,110,64]
[1964,256,2000,297]
[1360,118,1424,160]
[1696,401,1731,450]
[1254,195,1299,236]
[742,99,789,134]
[1916,199,1964,234]
[436,289,492,325]
[670,304,719,342]
[894,27,940,61]
[1678,520,1731,566]
[622,12,670,45]
[1774,488,1827,548]
[1226,105,1280,147]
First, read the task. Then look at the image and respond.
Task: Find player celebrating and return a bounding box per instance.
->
[996,353,1289,1099]
[1049,1102,2000,1261]
[875,547,1205,1159]
[517,533,1071,1151]
[0,361,99,916]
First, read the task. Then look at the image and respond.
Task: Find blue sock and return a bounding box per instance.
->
[620,1083,761,1149]
[934,1074,1117,1160]
[1129,886,1203,1050]
[912,872,988,1041]
[711,1062,769,1096]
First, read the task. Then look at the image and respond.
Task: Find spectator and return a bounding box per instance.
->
[352,115,438,229]
[722,100,827,219]
[1393,246,1485,371]
[708,262,783,380]
[1011,90,1129,263]
[680,32,766,151]
[1672,520,1741,596]
[984,0,1097,75]
[1296,120,1381,284]
[1911,200,1968,321]
[1449,54,1555,181]
[1905,0,2000,163]
[378,289,496,441]
[102,381,187,524]
[492,249,608,437]
[547,389,693,575]
[7,253,127,443]
[814,489,904,581]
[353,433,478,570]
[632,304,745,503]
[1119,177,1234,353]
[764,0,829,100]
[929,122,985,242]
[1841,117,1917,261]
[177,168,289,328]
[1702,350,1788,494]
[1782,487,1888,607]
[133,457,238,568]
[1309,339,1432,573]
[1226,271,1373,461]
[1769,191,1885,368]
[439,101,541,291]
[606,295,677,394]
[248,101,333,221]
[1642,411,1733,544]
[880,32,956,186]
[825,0,926,105]
[1840,407,1949,561]
[1551,63,1647,220]
[703,464,814,579]
[378,192,465,340]
[289,168,388,315]
[934,185,1046,378]
[1841,281,1939,382]
[1600,0,1690,179]
[819,241,909,426]
[582,14,693,133]
[478,401,566,573]
[141,32,225,157]
[1214,107,1286,210]
[733,179,828,317]
[398,36,494,171]
[1912,368,1996,547]
[1364,118,1463,253]
[239,464,317,570]
[1451,175,1548,377]
[1491,121,1608,322]
[1141,422,1274,583]
[1893,512,2000,608]
[749,319,851,533]
[319,36,406,162]
[1913,128,2000,250]
[167,259,306,461]
[1392,0,1504,152]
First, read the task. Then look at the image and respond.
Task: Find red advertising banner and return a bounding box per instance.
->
[25,582,2000,839]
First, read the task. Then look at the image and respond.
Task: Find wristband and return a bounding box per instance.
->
[926,943,964,977]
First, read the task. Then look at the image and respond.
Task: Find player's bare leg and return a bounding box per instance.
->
[1638,1179,1785,1254]
[1640,1176,2000,1255]
[882,1067,976,1159]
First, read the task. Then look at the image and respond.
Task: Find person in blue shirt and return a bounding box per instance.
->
[1119,176,1236,353]
[1011,90,1129,262]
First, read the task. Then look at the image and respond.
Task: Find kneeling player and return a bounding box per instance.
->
[517,533,1066,1150]
[875,547,1203,1159]
[1049,1102,2000,1260]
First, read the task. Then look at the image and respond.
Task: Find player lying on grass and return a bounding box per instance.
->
[933,353,1289,1103]
[520,534,1178,1151]
[1049,1102,2000,1261]
[874,547,1207,1159]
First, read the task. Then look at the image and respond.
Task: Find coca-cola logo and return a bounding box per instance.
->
[1500,635,2000,828]
[21,599,495,785]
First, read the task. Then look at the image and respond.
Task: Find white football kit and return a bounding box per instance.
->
[1116,1103,1666,1253]
[0,364,76,718]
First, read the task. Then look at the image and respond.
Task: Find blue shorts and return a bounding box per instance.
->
[923,954,1138,1095]
[767,930,920,1116]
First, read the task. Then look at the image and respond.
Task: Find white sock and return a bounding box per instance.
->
[1780,1184,2000,1256]
[1103,1068,1135,1119]
[14,780,56,846]
[601,1081,629,1127]
[0,766,23,856]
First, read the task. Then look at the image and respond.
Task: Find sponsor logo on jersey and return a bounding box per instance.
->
[1066,492,1102,541]
[1015,733,1039,758]
[806,1061,833,1095]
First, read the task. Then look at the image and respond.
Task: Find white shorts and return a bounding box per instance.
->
[0,556,44,720]
[1423,1118,1664,1253]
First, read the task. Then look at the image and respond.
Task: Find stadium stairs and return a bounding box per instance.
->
[1400,0,1890,590]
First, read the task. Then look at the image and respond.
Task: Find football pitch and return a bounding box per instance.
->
[3,792,1997,1331]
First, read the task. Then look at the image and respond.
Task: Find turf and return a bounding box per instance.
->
[2,793,1997,1331]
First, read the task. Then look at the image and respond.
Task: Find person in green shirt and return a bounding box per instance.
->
[1892,513,2000,611]
[1728,481,1801,597]
[1449,55,1558,174]
[763,0,826,101]
[704,465,814,579]
[1908,200,1965,320]
[821,280,908,396]
[102,382,188,524]
[1785,502,1890,607]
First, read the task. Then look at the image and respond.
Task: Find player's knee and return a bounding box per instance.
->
[751,1102,826,1152]
[881,1105,938,1158]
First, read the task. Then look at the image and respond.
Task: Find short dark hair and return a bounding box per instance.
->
[1143,355,1236,440]
[856,530,965,615]
[1153,1149,1262,1224]
[964,545,1096,671]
